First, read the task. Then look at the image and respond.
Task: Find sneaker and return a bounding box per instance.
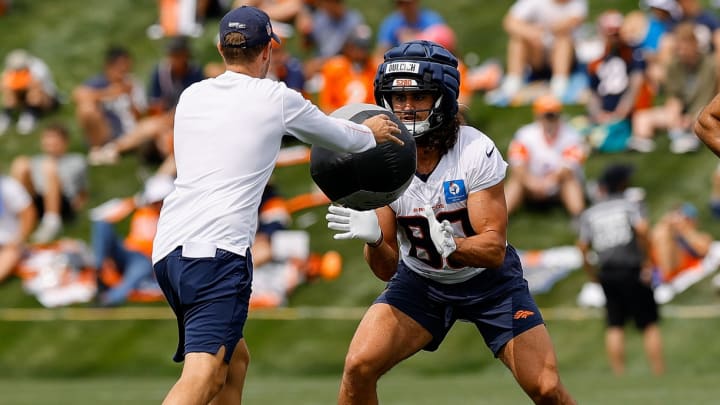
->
[0,113,10,135]
[670,134,700,154]
[627,137,656,153]
[16,112,36,135]
[87,143,119,166]
[31,214,62,244]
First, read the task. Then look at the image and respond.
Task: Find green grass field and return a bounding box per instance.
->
[3,0,720,403]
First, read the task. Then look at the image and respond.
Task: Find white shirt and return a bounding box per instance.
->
[509,0,587,27]
[389,126,507,284]
[0,176,32,245]
[152,71,376,263]
[507,121,586,177]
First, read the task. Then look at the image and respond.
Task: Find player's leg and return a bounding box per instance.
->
[163,347,230,405]
[210,338,251,405]
[498,324,576,405]
[338,303,433,405]
[642,324,664,376]
[605,326,625,376]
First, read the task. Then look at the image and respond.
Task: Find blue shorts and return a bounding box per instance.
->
[153,247,253,363]
[375,262,544,356]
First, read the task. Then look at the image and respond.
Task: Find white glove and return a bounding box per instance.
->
[423,205,456,258]
[326,205,382,245]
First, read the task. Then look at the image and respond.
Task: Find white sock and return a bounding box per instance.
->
[42,212,62,227]
[501,74,523,96]
[550,75,568,99]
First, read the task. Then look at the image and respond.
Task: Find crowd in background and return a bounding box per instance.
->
[1,0,720,312]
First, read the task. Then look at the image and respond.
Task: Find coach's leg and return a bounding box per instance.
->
[211,339,251,405]
[162,347,229,405]
[499,324,576,405]
[338,303,432,405]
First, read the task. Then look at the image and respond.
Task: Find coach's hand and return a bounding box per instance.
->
[326,205,383,246]
[423,205,456,258]
[363,115,404,146]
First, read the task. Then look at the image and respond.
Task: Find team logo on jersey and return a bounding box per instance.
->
[443,180,467,203]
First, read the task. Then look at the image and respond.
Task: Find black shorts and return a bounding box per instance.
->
[601,276,659,329]
[153,247,253,363]
[33,194,75,221]
[375,262,544,356]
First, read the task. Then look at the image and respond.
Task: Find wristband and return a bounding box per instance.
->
[366,231,384,248]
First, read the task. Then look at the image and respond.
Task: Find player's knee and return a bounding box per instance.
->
[343,352,382,382]
[529,370,563,404]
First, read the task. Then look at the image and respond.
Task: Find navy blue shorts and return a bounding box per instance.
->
[153,247,253,363]
[375,262,544,356]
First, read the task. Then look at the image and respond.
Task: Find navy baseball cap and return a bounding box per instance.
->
[219,6,281,48]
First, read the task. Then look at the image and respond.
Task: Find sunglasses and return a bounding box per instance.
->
[541,112,560,121]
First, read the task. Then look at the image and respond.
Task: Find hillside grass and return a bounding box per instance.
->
[2,0,720,403]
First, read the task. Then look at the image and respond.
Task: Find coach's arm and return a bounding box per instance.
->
[695,92,720,157]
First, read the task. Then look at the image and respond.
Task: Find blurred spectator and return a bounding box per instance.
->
[0,49,60,135]
[148,36,205,115]
[267,34,306,94]
[505,94,587,220]
[88,37,203,168]
[413,24,473,109]
[147,0,208,39]
[10,123,88,243]
[73,46,147,148]
[318,24,377,113]
[251,182,341,307]
[631,22,716,153]
[375,0,445,57]
[577,163,664,376]
[586,10,649,153]
[0,174,36,283]
[90,174,175,306]
[234,0,308,25]
[302,0,365,78]
[492,0,588,101]
[675,0,720,62]
[621,1,680,87]
[651,202,712,283]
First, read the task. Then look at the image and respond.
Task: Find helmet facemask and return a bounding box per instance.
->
[379,78,445,138]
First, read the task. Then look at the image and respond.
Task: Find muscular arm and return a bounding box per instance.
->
[446,182,508,269]
[694,91,720,156]
[363,205,400,281]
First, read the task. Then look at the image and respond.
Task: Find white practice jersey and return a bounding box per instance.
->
[152,71,376,264]
[390,126,507,284]
[507,121,586,177]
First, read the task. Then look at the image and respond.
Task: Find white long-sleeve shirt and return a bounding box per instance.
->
[152,71,376,263]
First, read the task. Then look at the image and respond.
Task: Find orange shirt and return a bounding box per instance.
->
[124,206,161,257]
[319,56,379,113]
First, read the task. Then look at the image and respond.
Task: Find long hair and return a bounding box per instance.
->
[415,114,461,156]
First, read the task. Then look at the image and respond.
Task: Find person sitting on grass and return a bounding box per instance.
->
[0,173,36,283]
[89,174,175,307]
[10,122,88,243]
[650,202,712,283]
[504,94,587,222]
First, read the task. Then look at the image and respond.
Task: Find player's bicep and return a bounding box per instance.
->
[467,182,507,242]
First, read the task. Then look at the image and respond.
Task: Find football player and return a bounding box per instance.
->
[326,40,576,405]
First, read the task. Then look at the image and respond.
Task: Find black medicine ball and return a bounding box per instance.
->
[310,103,417,210]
